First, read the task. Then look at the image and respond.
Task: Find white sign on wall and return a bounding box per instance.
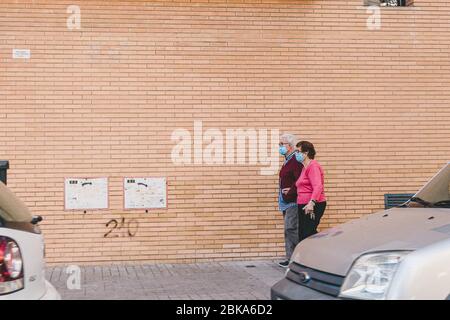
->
[65,178,108,210]
[12,49,31,59]
[124,177,167,209]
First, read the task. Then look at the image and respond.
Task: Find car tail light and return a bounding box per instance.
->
[0,237,24,294]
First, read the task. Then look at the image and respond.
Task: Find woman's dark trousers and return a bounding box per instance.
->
[298,202,327,242]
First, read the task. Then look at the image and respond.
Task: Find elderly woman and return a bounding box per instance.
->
[294,141,327,242]
[277,134,303,267]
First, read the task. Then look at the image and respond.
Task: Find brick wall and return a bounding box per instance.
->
[1,0,449,265]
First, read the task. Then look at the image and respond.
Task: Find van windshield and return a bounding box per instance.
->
[410,163,450,208]
[0,182,33,223]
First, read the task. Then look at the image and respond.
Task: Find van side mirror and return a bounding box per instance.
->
[0,160,9,185]
[31,215,43,225]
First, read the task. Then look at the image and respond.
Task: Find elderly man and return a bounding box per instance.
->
[277,133,303,267]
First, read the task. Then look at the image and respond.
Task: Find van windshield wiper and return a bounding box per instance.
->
[408,197,434,207]
[432,200,450,208]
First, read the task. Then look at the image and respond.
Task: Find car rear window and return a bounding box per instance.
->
[0,182,33,223]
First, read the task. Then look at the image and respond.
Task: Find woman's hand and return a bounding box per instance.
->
[281,188,290,195]
[304,201,315,219]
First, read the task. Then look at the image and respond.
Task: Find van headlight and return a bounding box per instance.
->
[339,251,411,300]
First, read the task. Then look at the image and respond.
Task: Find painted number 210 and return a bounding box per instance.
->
[104,217,139,238]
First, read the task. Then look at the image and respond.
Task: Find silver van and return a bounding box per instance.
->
[271,162,450,300]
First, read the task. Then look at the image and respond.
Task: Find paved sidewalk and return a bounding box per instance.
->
[47,260,285,300]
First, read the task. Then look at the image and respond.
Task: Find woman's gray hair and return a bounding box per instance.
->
[280,133,297,147]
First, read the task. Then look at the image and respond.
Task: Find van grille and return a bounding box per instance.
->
[286,262,345,297]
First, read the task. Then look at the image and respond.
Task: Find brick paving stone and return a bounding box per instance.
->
[47,259,285,300]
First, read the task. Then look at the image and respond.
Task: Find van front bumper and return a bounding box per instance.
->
[271,277,340,300]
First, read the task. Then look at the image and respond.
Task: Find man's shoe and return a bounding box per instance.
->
[278,260,290,268]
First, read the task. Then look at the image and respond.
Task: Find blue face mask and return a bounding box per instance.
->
[279,146,288,156]
[295,152,305,163]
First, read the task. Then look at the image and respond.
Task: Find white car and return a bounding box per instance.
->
[272,162,450,300]
[0,181,60,300]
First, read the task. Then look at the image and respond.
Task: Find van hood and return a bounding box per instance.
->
[291,208,450,276]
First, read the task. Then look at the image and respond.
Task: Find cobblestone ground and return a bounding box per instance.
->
[47,260,285,300]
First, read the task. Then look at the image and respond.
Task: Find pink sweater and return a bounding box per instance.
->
[295,160,326,204]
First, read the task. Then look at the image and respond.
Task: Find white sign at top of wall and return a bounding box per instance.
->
[12,49,31,59]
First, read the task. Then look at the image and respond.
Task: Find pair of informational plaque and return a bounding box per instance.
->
[64,177,167,210]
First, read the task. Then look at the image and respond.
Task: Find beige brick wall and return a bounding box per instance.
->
[1,0,449,265]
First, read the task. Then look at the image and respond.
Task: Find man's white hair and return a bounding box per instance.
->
[280,133,297,147]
